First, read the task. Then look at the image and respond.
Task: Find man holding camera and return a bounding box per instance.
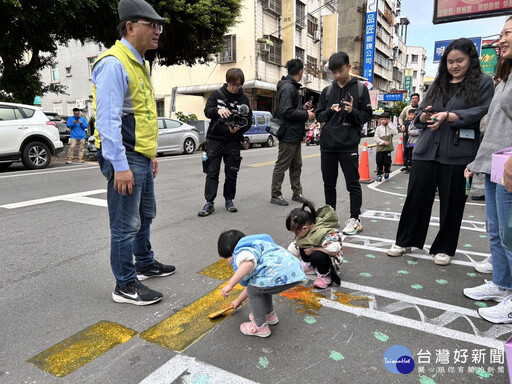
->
[198,68,252,216]
[315,52,372,235]
[66,108,89,163]
[270,59,315,206]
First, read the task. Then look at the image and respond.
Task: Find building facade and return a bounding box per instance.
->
[406,46,427,100]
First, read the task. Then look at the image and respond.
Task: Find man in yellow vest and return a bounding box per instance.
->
[92,0,175,305]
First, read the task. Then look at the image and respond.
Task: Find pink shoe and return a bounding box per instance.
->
[313,275,332,289]
[240,320,271,337]
[249,311,279,325]
[301,261,316,275]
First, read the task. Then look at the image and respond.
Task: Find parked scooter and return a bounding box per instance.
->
[305,122,321,146]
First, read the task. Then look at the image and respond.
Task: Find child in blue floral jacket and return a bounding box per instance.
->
[218,230,306,338]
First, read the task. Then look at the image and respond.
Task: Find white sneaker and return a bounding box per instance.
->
[433,253,451,266]
[463,280,511,302]
[387,244,411,257]
[342,218,362,235]
[474,257,493,274]
[478,298,512,324]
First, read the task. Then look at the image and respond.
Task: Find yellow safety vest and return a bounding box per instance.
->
[92,40,158,159]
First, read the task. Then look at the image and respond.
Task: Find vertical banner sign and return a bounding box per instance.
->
[404,76,412,99]
[480,47,498,77]
[281,0,295,66]
[363,0,378,83]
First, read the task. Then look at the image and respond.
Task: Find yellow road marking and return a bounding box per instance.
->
[27,321,136,377]
[199,259,233,281]
[248,153,320,168]
[140,281,244,352]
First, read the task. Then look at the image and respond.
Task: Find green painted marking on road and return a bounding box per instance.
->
[304,316,317,324]
[419,375,437,384]
[407,260,418,265]
[257,356,269,369]
[343,259,348,263]
[371,219,378,223]
[436,279,448,285]
[359,272,372,277]
[329,351,344,361]
[365,254,376,258]
[399,197,403,200]
[373,331,389,342]
[479,234,487,238]
[474,366,493,378]
[27,321,137,377]
[386,208,391,211]
[411,284,423,290]
[467,272,477,277]
[385,202,390,205]
[342,324,347,328]
[463,244,472,248]
[191,374,211,384]
[396,186,404,189]
[475,302,488,308]
[469,215,475,218]
[397,270,409,274]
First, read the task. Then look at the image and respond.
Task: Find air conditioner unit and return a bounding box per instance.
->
[258,43,270,53]
[313,30,321,42]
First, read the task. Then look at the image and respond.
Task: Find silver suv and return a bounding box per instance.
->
[0,102,64,170]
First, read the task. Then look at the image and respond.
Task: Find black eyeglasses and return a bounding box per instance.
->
[136,20,163,33]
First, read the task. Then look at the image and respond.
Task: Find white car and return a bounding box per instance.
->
[157,118,199,155]
[86,118,199,157]
[0,102,64,170]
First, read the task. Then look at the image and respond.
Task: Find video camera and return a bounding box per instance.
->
[223,104,250,129]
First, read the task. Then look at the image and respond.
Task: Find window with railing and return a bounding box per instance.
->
[263,35,282,65]
[295,47,305,63]
[296,1,305,29]
[218,35,236,63]
[307,14,318,36]
[87,56,97,78]
[306,55,319,77]
[262,0,281,16]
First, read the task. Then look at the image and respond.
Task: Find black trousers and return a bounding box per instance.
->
[405,147,414,168]
[395,160,468,256]
[204,139,242,203]
[321,151,362,218]
[376,151,392,175]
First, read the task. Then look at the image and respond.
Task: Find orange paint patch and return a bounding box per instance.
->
[333,291,372,308]
[279,285,324,315]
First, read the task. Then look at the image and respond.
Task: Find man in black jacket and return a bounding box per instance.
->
[270,59,315,206]
[198,68,252,216]
[315,52,372,235]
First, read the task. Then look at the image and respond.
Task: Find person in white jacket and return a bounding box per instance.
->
[374,112,398,181]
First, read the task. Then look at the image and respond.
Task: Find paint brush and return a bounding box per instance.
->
[208,305,234,319]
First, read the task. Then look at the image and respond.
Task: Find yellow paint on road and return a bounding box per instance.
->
[27,321,136,377]
[199,259,233,281]
[140,281,244,352]
[248,153,320,167]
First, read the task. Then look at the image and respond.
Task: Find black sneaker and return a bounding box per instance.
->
[112,279,163,305]
[225,199,238,212]
[291,194,307,203]
[198,202,215,217]
[270,196,289,206]
[136,260,176,281]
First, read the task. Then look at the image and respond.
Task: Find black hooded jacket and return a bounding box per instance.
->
[275,75,309,143]
[315,78,372,152]
[204,84,252,142]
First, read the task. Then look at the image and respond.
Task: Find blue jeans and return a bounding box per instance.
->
[97,149,157,287]
[485,174,512,289]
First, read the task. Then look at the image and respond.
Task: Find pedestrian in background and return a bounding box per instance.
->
[374,112,397,182]
[92,0,175,305]
[387,38,494,266]
[463,17,512,324]
[402,108,420,173]
[66,108,88,163]
[198,68,252,217]
[399,93,420,169]
[315,51,372,235]
[270,59,314,207]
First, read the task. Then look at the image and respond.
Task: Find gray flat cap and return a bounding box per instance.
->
[118,0,165,23]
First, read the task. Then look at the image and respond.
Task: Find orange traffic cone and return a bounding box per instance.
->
[359,141,372,184]
[393,137,404,165]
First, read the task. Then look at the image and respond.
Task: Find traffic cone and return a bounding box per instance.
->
[358,141,372,184]
[393,137,404,166]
